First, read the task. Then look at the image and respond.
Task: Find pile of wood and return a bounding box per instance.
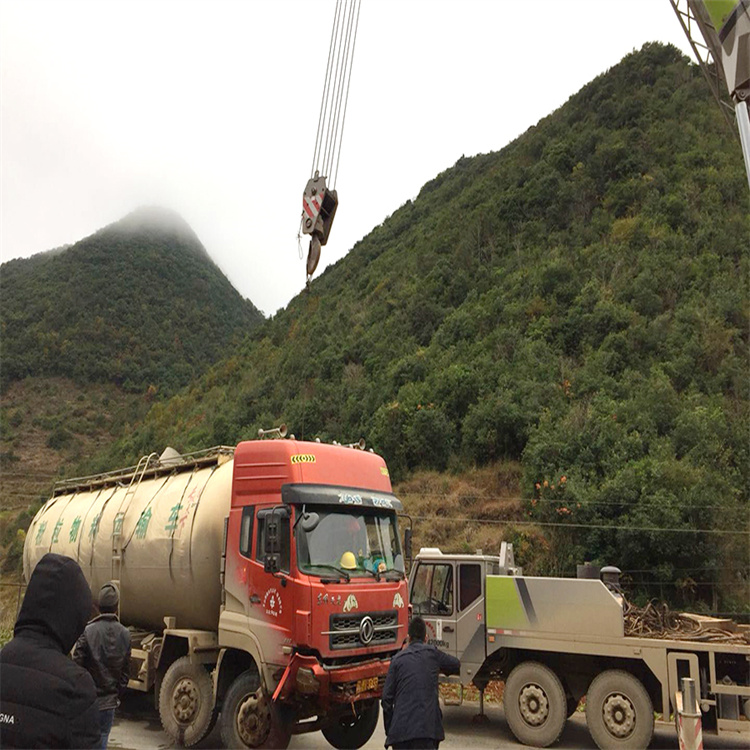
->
[623,599,750,644]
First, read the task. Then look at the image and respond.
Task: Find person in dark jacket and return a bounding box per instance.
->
[73,582,131,749]
[381,616,461,749]
[0,552,100,749]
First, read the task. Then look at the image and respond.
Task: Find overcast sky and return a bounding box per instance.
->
[1,0,695,315]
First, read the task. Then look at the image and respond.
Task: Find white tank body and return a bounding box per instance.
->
[23,456,233,632]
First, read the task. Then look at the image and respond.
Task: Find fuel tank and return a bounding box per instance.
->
[23,448,233,632]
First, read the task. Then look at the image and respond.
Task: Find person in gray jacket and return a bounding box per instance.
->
[73,583,131,749]
[381,616,461,749]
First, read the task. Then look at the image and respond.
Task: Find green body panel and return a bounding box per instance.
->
[703,0,739,31]
[485,576,528,630]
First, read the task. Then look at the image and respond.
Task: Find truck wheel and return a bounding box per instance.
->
[220,670,291,750]
[322,699,379,749]
[158,656,217,747]
[504,662,567,747]
[585,670,653,749]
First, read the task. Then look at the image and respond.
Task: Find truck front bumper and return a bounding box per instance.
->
[272,652,390,706]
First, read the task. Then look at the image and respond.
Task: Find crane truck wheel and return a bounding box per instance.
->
[158,656,217,747]
[321,699,379,749]
[585,670,653,750]
[220,670,291,750]
[504,661,567,747]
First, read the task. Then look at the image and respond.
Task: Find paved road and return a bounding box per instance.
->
[109,692,750,750]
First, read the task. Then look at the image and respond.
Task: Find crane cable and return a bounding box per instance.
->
[310,0,361,189]
[299,0,360,260]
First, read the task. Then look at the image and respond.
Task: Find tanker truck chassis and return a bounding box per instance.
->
[410,547,750,749]
[25,438,410,749]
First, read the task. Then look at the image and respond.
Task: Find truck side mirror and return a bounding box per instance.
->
[264,553,280,574]
[265,516,280,555]
[263,511,281,573]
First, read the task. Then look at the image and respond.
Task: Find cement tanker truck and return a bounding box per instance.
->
[24,435,411,749]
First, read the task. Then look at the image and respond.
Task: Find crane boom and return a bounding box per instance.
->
[669,0,750,188]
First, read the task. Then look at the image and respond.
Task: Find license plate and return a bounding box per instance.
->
[356,676,379,694]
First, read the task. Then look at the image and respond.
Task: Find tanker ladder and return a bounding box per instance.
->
[110,452,157,607]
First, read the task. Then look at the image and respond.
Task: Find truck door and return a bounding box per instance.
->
[456,562,485,666]
[249,507,294,666]
[409,561,456,654]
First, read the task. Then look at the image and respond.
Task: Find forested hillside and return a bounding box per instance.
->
[0,206,263,394]
[93,44,749,611]
[0,208,264,576]
[7,44,748,612]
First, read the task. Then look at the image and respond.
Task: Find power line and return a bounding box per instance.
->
[623,565,750,573]
[411,515,750,536]
[399,491,746,513]
[627,580,749,587]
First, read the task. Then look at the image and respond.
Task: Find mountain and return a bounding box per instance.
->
[92,44,749,610]
[0,206,263,394]
[5,44,749,611]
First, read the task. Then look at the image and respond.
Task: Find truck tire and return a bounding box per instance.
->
[321,699,379,749]
[220,670,291,750]
[585,670,653,750]
[158,656,217,747]
[504,661,567,747]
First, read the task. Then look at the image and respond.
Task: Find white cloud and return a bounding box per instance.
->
[1,0,697,314]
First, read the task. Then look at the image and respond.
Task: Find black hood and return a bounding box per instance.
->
[15,553,93,652]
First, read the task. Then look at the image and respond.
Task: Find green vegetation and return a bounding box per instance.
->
[97,44,747,611]
[2,45,747,614]
[0,207,263,395]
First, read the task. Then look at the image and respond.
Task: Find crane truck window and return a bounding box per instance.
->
[458,563,482,611]
[411,563,453,616]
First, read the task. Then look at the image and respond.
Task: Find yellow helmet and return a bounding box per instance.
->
[340,551,357,570]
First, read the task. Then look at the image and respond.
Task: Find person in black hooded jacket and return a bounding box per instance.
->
[0,552,100,749]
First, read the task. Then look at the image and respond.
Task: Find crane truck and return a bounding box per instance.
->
[23,433,410,750]
[409,546,750,749]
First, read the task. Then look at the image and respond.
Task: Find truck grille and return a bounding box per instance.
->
[327,610,399,650]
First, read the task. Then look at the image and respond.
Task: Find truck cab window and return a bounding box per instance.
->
[239,507,254,558]
[256,510,290,572]
[459,563,481,611]
[411,563,453,616]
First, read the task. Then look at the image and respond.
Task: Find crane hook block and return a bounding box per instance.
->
[302,174,339,247]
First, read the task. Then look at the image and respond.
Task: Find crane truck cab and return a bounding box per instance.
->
[409,547,750,750]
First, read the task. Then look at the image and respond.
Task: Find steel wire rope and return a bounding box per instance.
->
[326,0,359,185]
[333,0,361,188]
[317,0,345,175]
[409,514,750,535]
[321,0,350,178]
[310,0,343,178]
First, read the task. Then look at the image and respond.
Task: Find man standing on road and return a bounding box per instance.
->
[73,582,131,749]
[382,616,461,750]
[0,552,100,748]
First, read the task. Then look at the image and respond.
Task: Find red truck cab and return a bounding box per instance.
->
[219,438,408,748]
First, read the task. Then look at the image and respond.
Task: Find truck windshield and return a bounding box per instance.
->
[296,508,404,578]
